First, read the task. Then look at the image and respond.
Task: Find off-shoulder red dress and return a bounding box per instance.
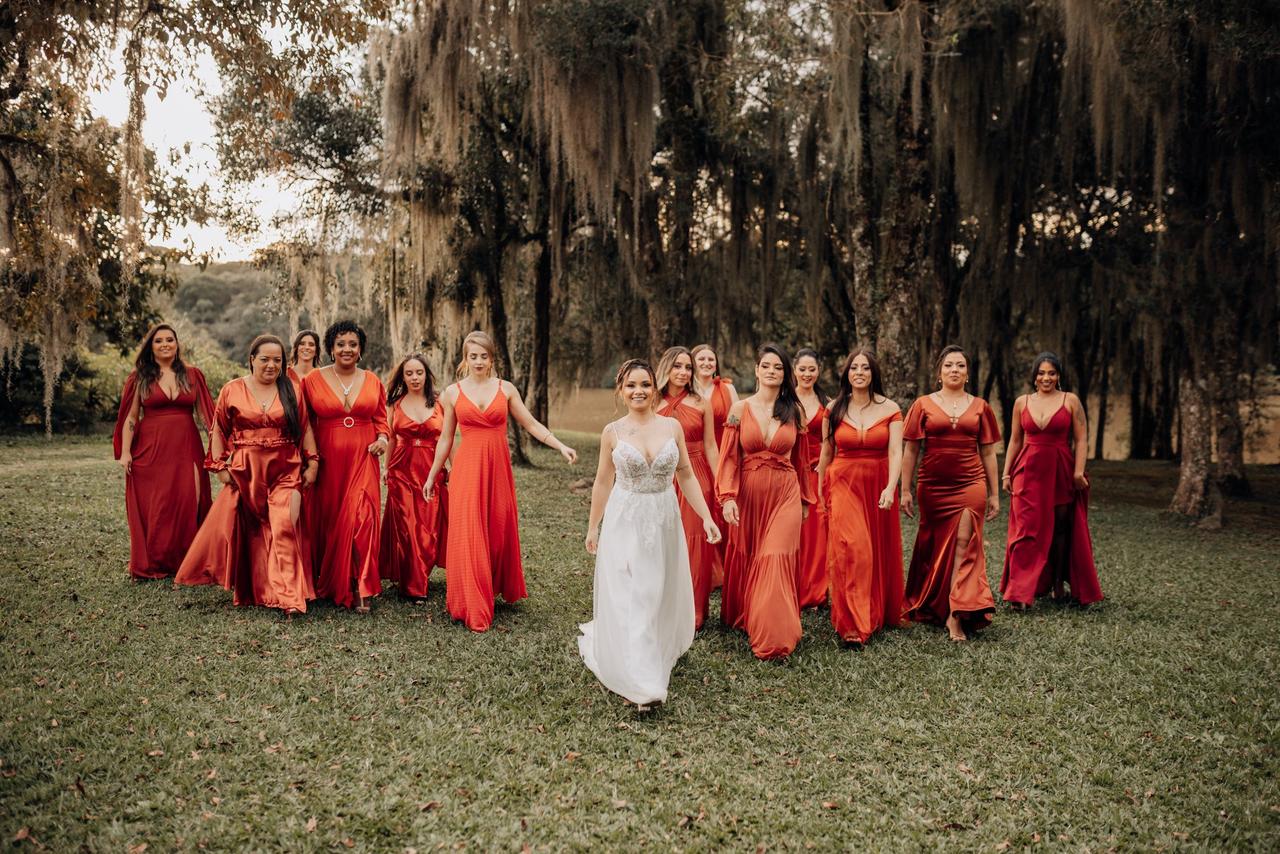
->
[379,399,449,599]
[303,369,388,608]
[113,368,214,578]
[716,406,815,660]
[901,396,1000,631]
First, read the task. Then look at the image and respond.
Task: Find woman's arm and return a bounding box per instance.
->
[118,388,142,474]
[301,422,319,487]
[584,427,617,554]
[674,422,721,543]
[423,390,457,498]
[383,405,397,482]
[1001,395,1026,492]
[716,402,746,525]
[504,380,578,464]
[1069,393,1089,489]
[816,417,833,506]
[900,440,919,518]
[881,416,904,510]
[701,398,719,475]
[981,442,1001,520]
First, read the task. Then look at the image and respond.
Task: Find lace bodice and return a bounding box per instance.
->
[612,438,679,494]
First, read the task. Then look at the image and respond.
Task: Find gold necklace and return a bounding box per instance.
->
[937,391,969,428]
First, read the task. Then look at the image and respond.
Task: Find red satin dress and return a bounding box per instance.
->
[716,406,815,660]
[826,413,904,643]
[379,399,449,599]
[796,406,829,608]
[445,387,525,631]
[902,397,1000,630]
[175,377,314,612]
[1000,403,1103,605]
[303,370,388,608]
[113,368,214,578]
[659,392,721,628]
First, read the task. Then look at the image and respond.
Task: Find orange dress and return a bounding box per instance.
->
[708,379,734,448]
[659,392,721,628]
[902,396,1000,630]
[716,406,815,660]
[826,414,904,643]
[113,368,214,578]
[175,377,314,612]
[796,406,829,608]
[303,370,388,607]
[379,399,449,599]
[1000,404,1102,605]
[445,388,524,632]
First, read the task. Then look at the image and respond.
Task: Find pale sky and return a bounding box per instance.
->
[90,50,299,263]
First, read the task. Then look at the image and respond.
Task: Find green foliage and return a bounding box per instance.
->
[173,263,294,360]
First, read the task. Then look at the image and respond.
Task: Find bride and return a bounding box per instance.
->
[580,359,722,709]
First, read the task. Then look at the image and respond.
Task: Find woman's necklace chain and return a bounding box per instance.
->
[336,368,358,399]
[938,391,969,428]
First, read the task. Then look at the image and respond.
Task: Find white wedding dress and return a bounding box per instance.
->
[578,436,695,705]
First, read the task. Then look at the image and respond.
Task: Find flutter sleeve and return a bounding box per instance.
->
[112,372,139,460]
[371,373,390,438]
[903,397,927,441]
[203,383,236,472]
[791,428,817,505]
[978,400,1002,445]
[715,421,743,504]
[188,367,216,435]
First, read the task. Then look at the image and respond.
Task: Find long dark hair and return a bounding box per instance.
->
[134,323,191,399]
[827,348,887,433]
[248,334,302,445]
[1029,351,1067,390]
[290,329,322,367]
[934,344,969,386]
[793,347,825,403]
[386,353,437,407]
[757,343,804,429]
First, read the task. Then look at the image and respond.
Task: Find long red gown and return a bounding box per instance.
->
[902,396,1000,630]
[796,406,829,608]
[826,414,904,643]
[445,387,525,631]
[175,377,314,612]
[379,399,449,599]
[707,379,734,587]
[303,370,388,608]
[716,406,815,660]
[1000,403,1103,605]
[659,391,721,628]
[113,368,215,578]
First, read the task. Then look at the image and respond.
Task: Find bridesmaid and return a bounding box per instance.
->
[176,335,318,614]
[379,354,449,602]
[690,343,735,586]
[1000,352,1103,607]
[816,349,904,644]
[901,345,1001,642]
[302,320,389,612]
[287,329,321,383]
[793,348,829,609]
[716,344,815,660]
[423,330,578,632]
[113,323,215,579]
[657,346,721,629]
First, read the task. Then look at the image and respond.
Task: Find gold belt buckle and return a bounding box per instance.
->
[342,416,355,428]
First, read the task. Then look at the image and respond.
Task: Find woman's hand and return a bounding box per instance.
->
[585,526,599,555]
[1001,473,1013,493]
[421,477,435,502]
[560,445,579,465]
[1073,471,1089,491]
[119,454,132,475]
[721,499,740,526]
[985,493,1000,521]
[900,490,915,518]
[368,436,388,457]
[216,470,232,486]
[302,464,317,487]
[801,504,809,521]
[877,485,895,510]
[703,518,722,545]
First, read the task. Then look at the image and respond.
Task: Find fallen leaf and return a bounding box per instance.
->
[128,845,148,854]
[306,817,317,832]
[342,838,355,849]
[419,801,441,812]
[821,801,838,810]
[146,750,164,757]
[564,751,580,762]
[612,799,628,809]
[13,828,30,842]
[995,842,1011,851]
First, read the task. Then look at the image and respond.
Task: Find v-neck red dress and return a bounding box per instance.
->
[113,368,215,578]
[1000,401,1102,605]
[444,386,524,632]
[380,399,449,598]
[303,369,388,608]
[716,406,815,660]
[659,391,721,629]
[901,396,1000,630]
[796,405,829,608]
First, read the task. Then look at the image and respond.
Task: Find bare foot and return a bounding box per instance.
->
[946,615,967,643]
[355,596,370,614]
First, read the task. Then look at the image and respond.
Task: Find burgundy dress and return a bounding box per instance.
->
[113,369,214,578]
[1000,403,1103,605]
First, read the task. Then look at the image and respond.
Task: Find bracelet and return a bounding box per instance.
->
[305,451,321,462]
[204,458,229,473]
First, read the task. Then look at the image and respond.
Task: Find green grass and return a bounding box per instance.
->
[1,435,1277,851]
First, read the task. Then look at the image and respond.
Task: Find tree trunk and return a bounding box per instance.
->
[1169,373,1221,524]
[1094,360,1109,461]
[1212,321,1250,497]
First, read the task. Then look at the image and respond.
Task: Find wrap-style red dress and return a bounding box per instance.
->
[379,399,449,599]
[796,405,829,608]
[826,413,904,643]
[175,377,314,612]
[1000,403,1103,605]
[113,368,215,578]
[445,387,524,632]
[303,370,388,608]
[716,406,815,660]
[902,396,1000,630]
[706,379,735,588]
[659,391,721,629]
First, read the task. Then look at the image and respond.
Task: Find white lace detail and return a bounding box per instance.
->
[612,438,679,494]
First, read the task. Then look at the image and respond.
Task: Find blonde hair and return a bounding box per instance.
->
[689,343,719,377]
[456,331,499,379]
[656,346,699,400]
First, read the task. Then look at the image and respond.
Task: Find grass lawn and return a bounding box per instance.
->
[1,435,1277,851]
